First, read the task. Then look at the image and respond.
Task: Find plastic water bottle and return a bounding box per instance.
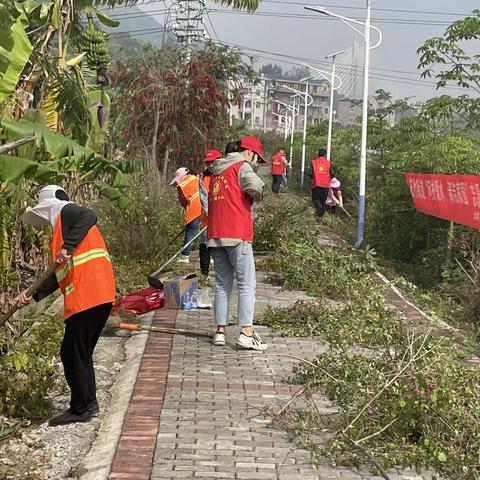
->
[182,292,191,311]
[191,291,198,309]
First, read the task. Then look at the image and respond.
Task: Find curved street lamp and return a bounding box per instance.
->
[305,2,383,248]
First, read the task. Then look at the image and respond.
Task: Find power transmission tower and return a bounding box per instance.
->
[167,0,208,59]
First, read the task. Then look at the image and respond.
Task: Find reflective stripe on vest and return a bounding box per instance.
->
[207,162,253,242]
[179,174,201,224]
[56,248,111,282]
[52,213,115,320]
[311,157,331,188]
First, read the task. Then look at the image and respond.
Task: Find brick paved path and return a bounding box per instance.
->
[108,271,430,480]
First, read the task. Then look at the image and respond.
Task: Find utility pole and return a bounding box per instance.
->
[249,56,255,129]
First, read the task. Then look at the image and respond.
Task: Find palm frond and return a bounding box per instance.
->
[212,0,260,12]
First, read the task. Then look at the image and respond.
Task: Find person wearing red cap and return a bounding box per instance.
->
[199,149,222,277]
[207,136,268,351]
[170,167,202,263]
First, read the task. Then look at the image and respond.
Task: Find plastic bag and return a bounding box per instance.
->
[113,287,164,316]
[196,287,212,309]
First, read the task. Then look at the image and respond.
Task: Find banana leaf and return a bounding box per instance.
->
[0,10,33,103]
[0,154,56,184]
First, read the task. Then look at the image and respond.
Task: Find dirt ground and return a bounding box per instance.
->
[0,328,129,480]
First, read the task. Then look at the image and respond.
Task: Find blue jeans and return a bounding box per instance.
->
[182,217,200,256]
[211,242,256,327]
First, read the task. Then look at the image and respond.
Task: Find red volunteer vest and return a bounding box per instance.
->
[311,156,331,188]
[52,215,116,320]
[271,154,285,175]
[207,162,253,242]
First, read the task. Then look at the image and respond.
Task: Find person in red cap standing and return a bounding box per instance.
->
[199,149,222,277]
[271,147,289,194]
[309,148,333,217]
[170,167,202,263]
[207,136,268,351]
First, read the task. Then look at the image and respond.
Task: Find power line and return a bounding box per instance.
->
[138,0,472,17]
[98,7,457,26]
[206,10,220,41]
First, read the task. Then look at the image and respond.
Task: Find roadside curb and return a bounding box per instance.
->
[79,311,155,480]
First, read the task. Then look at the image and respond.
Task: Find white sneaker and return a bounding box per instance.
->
[236,332,268,351]
[212,331,226,346]
[176,255,190,264]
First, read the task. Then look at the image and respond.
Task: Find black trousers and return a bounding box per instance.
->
[199,243,211,276]
[312,187,329,217]
[271,174,283,194]
[60,302,112,414]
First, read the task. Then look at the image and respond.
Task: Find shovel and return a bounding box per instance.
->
[148,226,207,289]
[0,263,58,328]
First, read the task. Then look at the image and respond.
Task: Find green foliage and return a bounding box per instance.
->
[0,312,64,419]
[95,179,183,291]
[292,336,480,479]
[0,4,33,102]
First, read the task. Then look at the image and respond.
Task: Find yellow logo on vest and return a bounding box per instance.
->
[212,180,221,196]
[318,165,325,172]
[212,177,229,201]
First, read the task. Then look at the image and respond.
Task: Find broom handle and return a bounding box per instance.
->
[0,263,58,328]
[119,322,213,338]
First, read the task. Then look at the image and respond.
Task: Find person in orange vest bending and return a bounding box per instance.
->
[17,185,115,426]
[309,148,334,217]
[208,136,268,351]
[271,147,290,194]
[170,167,202,263]
[199,150,223,277]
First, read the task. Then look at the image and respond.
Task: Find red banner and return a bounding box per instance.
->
[405,173,480,230]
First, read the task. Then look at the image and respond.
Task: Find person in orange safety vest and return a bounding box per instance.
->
[18,185,115,426]
[199,149,222,277]
[170,167,202,263]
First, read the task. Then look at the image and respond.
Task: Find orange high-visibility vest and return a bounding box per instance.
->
[52,216,116,320]
[200,174,212,228]
[178,174,201,224]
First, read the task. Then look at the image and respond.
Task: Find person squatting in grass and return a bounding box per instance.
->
[207,136,268,351]
[170,167,202,264]
[18,185,115,426]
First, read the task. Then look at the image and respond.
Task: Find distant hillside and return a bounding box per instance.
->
[103,5,176,59]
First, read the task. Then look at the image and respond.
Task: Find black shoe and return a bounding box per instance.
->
[48,409,92,427]
[88,400,99,416]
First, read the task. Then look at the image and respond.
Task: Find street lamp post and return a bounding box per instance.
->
[325,50,344,161]
[284,84,314,189]
[305,2,382,248]
[302,63,342,186]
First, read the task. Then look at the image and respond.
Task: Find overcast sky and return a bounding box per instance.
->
[135,0,479,101]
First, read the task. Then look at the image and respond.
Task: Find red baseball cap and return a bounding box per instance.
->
[204,149,222,163]
[239,136,267,164]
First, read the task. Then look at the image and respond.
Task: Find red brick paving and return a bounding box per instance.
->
[108,308,177,480]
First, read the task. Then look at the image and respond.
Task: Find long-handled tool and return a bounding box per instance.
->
[148,226,207,289]
[0,263,58,328]
[156,227,185,260]
[119,322,213,338]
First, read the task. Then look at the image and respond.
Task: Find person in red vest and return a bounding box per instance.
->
[271,147,290,194]
[17,185,115,426]
[207,136,267,351]
[199,149,222,277]
[170,167,202,263]
[309,148,333,217]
